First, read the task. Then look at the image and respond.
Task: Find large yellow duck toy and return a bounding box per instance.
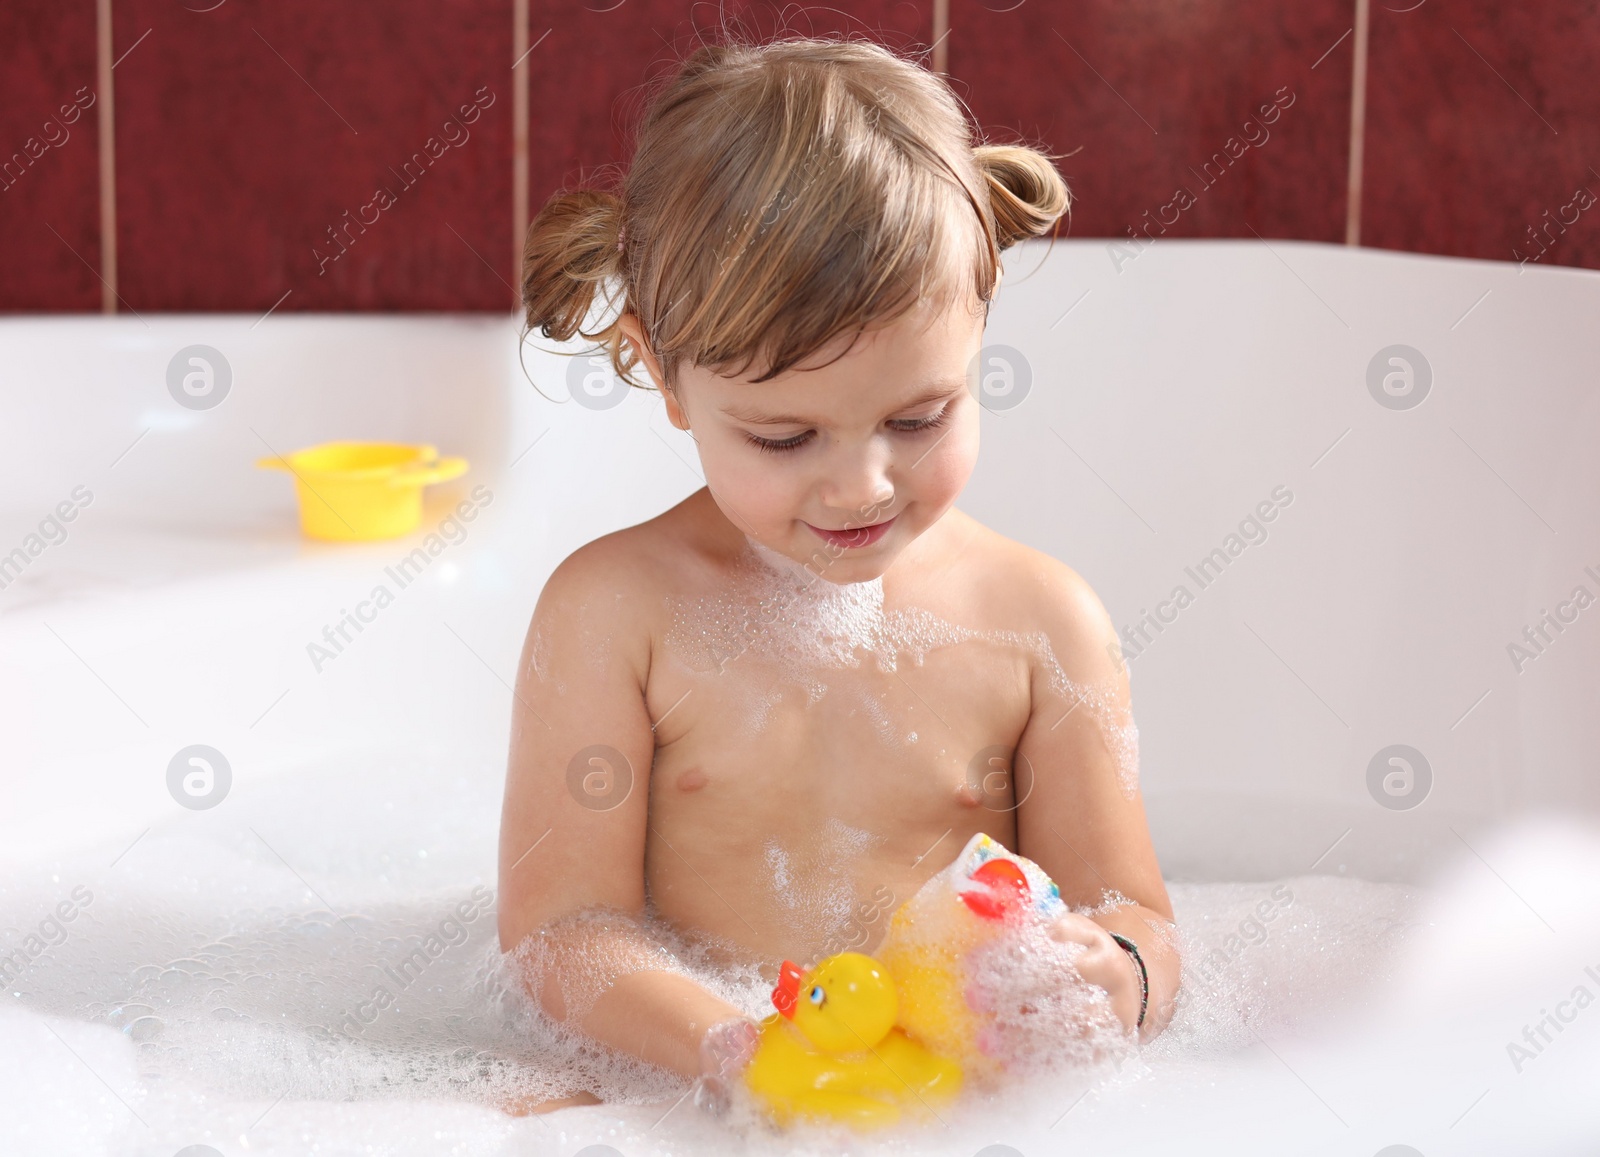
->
[742,835,1069,1128]
[742,951,963,1129]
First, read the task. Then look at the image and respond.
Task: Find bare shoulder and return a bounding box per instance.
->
[934,510,1123,683]
[532,488,731,640]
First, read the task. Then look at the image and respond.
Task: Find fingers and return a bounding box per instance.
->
[1045,913,1103,948]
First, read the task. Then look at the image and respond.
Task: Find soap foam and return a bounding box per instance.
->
[1051,677,1142,799]
[504,904,776,1107]
[1076,888,1138,917]
[665,538,1144,795]
[760,818,882,948]
[963,923,1136,1075]
[0,749,1429,1154]
[1149,876,1422,1058]
[526,617,554,683]
[510,905,693,1025]
[0,755,706,1115]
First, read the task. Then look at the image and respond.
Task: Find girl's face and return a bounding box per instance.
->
[628,296,986,585]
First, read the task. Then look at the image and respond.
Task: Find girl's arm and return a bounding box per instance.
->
[497,538,750,1081]
[1013,563,1181,1041]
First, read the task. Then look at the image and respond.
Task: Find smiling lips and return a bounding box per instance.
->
[804,516,897,549]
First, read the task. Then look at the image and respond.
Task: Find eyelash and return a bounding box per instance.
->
[744,404,953,454]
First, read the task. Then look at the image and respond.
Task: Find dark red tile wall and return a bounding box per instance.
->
[113,0,513,311]
[528,1,931,221]
[1363,0,1600,270]
[3,1,1596,313]
[0,1,102,311]
[949,0,1355,245]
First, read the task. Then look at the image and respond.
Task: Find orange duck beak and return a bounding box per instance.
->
[772,959,804,1018]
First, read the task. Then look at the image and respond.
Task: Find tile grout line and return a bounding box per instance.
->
[96,0,118,313]
[512,0,530,314]
[1345,0,1371,246]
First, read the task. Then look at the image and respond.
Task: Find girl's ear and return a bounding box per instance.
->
[617,311,692,431]
[660,383,691,432]
[617,311,669,392]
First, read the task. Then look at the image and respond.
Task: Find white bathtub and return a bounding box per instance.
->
[2,241,1597,1156]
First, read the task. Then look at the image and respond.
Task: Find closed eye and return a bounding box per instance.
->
[745,430,816,454]
[887,402,953,435]
[744,402,953,454]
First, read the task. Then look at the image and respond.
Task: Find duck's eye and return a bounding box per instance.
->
[808,985,825,1007]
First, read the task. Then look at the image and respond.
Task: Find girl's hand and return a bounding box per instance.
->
[1046,913,1143,1035]
[963,914,1143,1068]
[691,1016,761,1116]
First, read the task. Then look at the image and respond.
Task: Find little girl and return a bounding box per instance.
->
[500,34,1178,1110]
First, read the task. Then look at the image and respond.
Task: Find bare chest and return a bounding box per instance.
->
[640,631,1036,961]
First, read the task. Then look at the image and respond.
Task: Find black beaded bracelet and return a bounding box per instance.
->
[1108,932,1148,1031]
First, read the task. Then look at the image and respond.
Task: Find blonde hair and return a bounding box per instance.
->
[520,34,1069,392]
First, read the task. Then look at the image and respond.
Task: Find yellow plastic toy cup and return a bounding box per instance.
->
[256,441,468,542]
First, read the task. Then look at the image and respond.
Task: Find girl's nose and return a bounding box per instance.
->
[821,445,895,524]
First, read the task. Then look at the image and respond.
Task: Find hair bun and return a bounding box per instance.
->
[973,144,1071,251]
[520,189,627,346]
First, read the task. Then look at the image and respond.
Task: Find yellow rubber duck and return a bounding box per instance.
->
[743,951,963,1129]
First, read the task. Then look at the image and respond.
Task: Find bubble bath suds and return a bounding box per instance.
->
[664,538,1144,796]
[761,817,882,947]
[0,752,1429,1154]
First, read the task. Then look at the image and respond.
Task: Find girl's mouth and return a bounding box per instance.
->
[803,516,897,550]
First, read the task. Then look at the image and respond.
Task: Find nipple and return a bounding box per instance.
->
[675,767,709,793]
